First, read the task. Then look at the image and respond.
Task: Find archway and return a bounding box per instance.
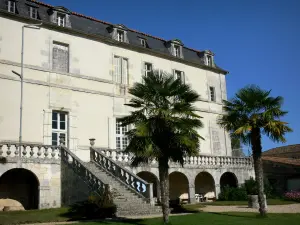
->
[220,172,238,189]
[0,169,39,209]
[169,171,189,201]
[195,172,216,200]
[137,171,159,199]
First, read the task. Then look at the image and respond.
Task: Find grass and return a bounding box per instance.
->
[63,213,300,225]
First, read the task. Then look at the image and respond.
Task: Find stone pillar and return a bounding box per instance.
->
[215,184,221,199]
[39,186,51,209]
[89,138,95,162]
[188,185,196,204]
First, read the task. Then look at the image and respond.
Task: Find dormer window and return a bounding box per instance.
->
[207,55,213,66]
[117,30,125,42]
[6,0,16,13]
[57,13,66,27]
[140,38,147,48]
[173,45,180,57]
[28,7,38,19]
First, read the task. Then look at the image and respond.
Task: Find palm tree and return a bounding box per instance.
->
[120,70,204,223]
[218,85,292,216]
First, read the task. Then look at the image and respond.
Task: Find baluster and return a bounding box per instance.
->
[14,144,19,156]
[44,147,49,158]
[51,147,56,158]
[22,145,27,157]
[29,145,34,157]
[7,144,11,156]
[0,144,3,156]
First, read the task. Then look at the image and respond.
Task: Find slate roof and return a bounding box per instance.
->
[0,0,227,74]
[262,144,300,157]
[262,156,300,166]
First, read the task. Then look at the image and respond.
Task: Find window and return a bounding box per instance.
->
[6,0,15,13]
[206,55,213,66]
[173,44,180,57]
[209,86,216,102]
[140,38,147,47]
[113,56,128,85]
[57,13,66,27]
[52,42,69,73]
[144,62,152,77]
[28,7,38,19]
[117,30,124,42]
[174,70,185,84]
[52,111,68,146]
[116,119,129,150]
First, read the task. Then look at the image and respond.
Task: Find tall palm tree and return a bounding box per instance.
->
[218,85,292,216]
[120,71,204,223]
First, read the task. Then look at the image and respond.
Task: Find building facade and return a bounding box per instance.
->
[0,0,254,210]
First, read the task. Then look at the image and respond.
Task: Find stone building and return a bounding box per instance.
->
[0,0,254,213]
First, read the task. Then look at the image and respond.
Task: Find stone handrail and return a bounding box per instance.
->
[96,148,253,168]
[60,146,107,196]
[0,142,60,160]
[91,147,153,203]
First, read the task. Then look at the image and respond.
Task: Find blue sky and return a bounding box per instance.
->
[46,0,300,153]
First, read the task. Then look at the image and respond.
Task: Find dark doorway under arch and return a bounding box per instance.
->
[195,172,216,199]
[220,172,238,189]
[0,168,39,209]
[169,171,189,201]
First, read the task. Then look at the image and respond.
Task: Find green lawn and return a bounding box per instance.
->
[64,213,300,225]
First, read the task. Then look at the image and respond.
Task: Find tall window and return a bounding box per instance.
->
[116,119,129,150]
[113,56,128,85]
[174,70,185,84]
[207,55,213,66]
[209,86,216,102]
[144,62,152,77]
[52,111,68,146]
[173,44,180,57]
[57,13,66,27]
[28,7,38,19]
[117,30,124,42]
[6,0,15,13]
[53,42,69,73]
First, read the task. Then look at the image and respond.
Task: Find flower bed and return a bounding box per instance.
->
[284,191,300,202]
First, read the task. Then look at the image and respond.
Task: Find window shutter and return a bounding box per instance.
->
[180,46,184,59]
[172,69,176,79]
[113,57,120,83]
[112,29,118,40]
[122,58,128,85]
[182,71,185,84]
[65,15,71,28]
[141,61,145,80]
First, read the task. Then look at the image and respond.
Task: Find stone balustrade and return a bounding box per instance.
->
[90,147,154,204]
[0,142,60,161]
[96,148,253,168]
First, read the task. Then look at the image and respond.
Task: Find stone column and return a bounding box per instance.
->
[188,185,196,204]
[89,138,95,162]
[215,184,221,199]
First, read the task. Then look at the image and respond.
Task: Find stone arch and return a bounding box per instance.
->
[169,171,189,201]
[220,172,238,189]
[0,168,39,209]
[195,171,216,199]
[137,171,160,198]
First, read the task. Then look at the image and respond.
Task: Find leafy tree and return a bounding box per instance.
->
[218,85,292,216]
[120,71,204,223]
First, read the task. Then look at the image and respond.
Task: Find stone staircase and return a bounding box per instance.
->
[60,146,161,217]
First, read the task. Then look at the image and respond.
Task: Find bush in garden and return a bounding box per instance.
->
[218,185,248,201]
[244,177,274,198]
[284,191,300,202]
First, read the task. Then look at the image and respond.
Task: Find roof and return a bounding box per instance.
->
[262,156,300,166]
[262,144,300,157]
[0,0,227,74]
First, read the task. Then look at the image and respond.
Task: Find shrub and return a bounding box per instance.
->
[244,177,273,198]
[284,191,300,202]
[218,185,248,201]
[68,186,117,219]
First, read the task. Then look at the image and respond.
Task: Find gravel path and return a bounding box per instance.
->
[201,204,300,213]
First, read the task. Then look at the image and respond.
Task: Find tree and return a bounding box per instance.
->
[120,71,204,223]
[218,85,292,216]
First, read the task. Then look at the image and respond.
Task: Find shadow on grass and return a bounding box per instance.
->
[208,212,266,219]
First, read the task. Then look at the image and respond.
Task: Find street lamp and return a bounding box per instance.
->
[12,22,42,166]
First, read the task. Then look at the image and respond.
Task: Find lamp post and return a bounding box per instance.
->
[12,22,42,166]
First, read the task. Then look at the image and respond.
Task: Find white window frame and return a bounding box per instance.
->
[140,38,147,47]
[57,13,66,27]
[115,118,129,150]
[117,30,124,42]
[114,56,128,85]
[6,0,16,13]
[52,111,68,146]
[174,70,185,84]
[209,86,216,102]
[144,62,152,77]
[206,55,213,66]
[29,6,38,19]
[173,44,180,57]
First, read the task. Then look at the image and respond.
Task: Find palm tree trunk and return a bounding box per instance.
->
[158,158,169,224]
[251,128,267,216]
